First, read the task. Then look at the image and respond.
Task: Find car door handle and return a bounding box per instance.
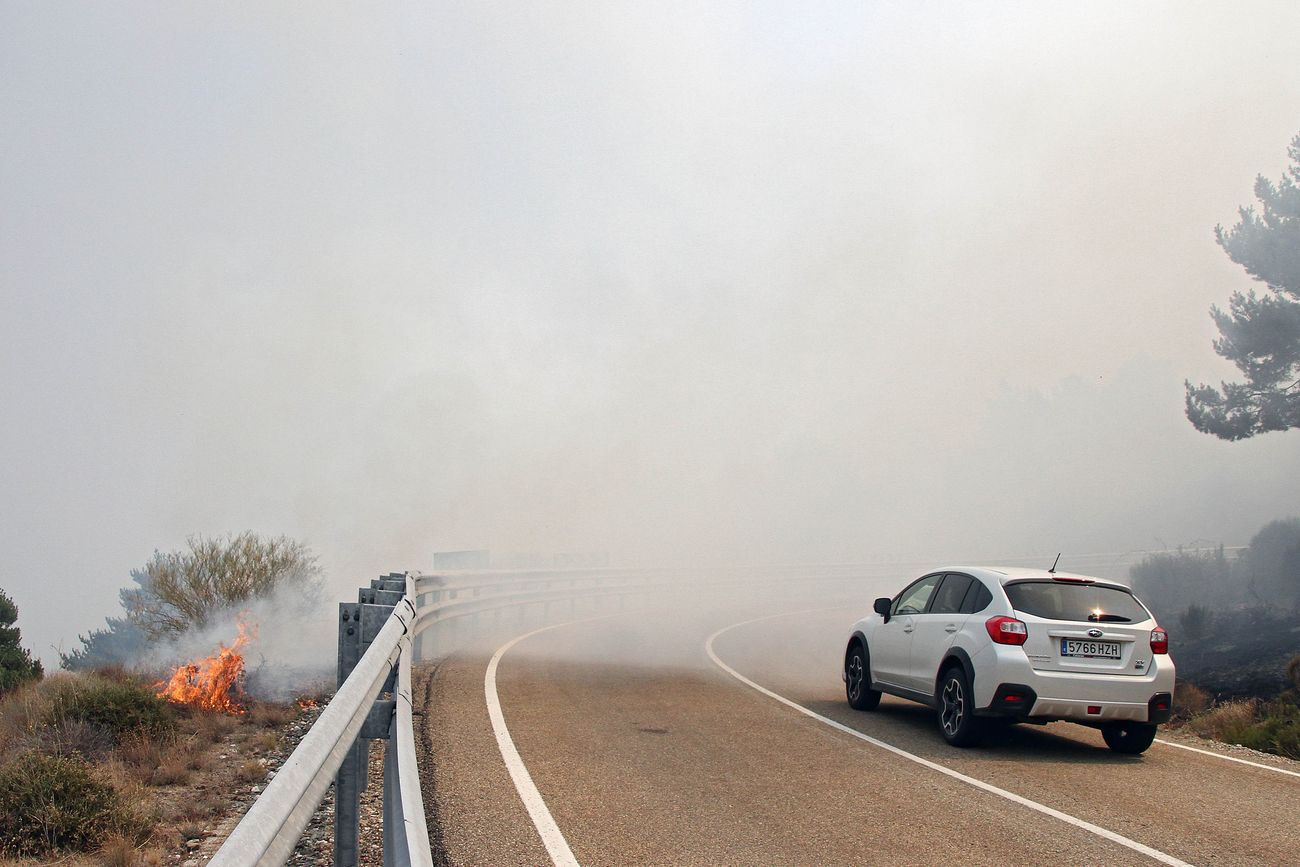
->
[944,624,958,633]
[903,625,914,633]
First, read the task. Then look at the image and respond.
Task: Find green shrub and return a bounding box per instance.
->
[1182,696,1300,760]
[49,676,177,743]
[0,752,119,855]
[1231,701,1300,759]
[15,718,114,761]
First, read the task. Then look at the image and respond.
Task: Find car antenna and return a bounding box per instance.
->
[1049,552,1061,573]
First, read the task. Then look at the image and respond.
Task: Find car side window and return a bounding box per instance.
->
[959,580,993,614]
[892,573,943,615]
[929,573,974,615]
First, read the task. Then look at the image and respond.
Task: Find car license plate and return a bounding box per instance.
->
[1060,638,1121,659]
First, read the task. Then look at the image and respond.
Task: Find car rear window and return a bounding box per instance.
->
[1004,581,1150,623]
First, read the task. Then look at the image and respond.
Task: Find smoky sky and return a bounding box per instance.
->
[3,1,1300,666]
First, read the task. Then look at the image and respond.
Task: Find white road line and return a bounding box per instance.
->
[705,614,1195,867]
[1154,737,1300,779]
[486,621,586,867]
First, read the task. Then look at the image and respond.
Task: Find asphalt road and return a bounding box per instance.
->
[414,600,1300,866]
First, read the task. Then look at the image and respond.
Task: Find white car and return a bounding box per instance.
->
[843,566,1175,753]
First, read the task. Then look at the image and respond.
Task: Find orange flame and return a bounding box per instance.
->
[156,620,255,714]
[295,696,319,709]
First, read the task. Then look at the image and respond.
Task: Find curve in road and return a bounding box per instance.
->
[421,601,1299,866]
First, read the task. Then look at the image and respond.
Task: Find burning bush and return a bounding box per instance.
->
[156,620,252,713]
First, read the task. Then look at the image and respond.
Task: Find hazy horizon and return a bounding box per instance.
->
[4,2,1300,667]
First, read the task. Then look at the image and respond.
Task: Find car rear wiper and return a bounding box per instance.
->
[1087,613,1132,623]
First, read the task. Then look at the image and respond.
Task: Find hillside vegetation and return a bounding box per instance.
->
[1132,518,1300,759]
[0,668,319,863]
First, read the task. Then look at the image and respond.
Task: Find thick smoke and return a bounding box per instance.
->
[4,3,1300,666]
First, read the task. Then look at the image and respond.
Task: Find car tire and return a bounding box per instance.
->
[1101,722,1157,755]
[845,643,881,711]
[937,666,983,747]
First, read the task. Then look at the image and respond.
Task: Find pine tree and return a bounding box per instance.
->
[0,588,43,693]
[59,616,149,672]
[1185,133,1300,439]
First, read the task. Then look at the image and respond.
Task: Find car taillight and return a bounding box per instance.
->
[1150,627,1168,654]
[985,616,1028,645]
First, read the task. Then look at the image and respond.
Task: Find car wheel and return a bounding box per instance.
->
[845,643,881,711]
[937,666,983,747]
[1101,722,1157,755]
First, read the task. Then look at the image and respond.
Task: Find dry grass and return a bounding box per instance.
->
[185,710,237,744]
[149,754,191,787]
[235,758,266,784]
[1172,681,1210,719]
[98,835,138,867]
[1185,698,1258,740]
[247,702,295,729]
[98,834,164,867]
[167,790,226,825]
[183,744,210,772]
[0,679,56,759]
[115,734,166,784]
[251,729,279,753]
[89,665,141,686]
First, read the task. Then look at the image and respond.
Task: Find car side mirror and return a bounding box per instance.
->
[873,597,892,622]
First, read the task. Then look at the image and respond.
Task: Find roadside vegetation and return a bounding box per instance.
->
[1168,658,1300,761]
[0,666,325,862]
[1131,519,1300,761]
[0,535,329,862]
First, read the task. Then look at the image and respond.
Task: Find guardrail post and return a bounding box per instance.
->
[382,712,400,867]
[335,581,402,867]
[335,602,364,866]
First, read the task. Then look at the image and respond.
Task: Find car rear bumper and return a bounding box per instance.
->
[975,649,1176,724]
[1025,694,1164,724]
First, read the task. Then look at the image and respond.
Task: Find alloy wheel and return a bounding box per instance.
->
[941,676,965,737]
[847,654,864,701]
